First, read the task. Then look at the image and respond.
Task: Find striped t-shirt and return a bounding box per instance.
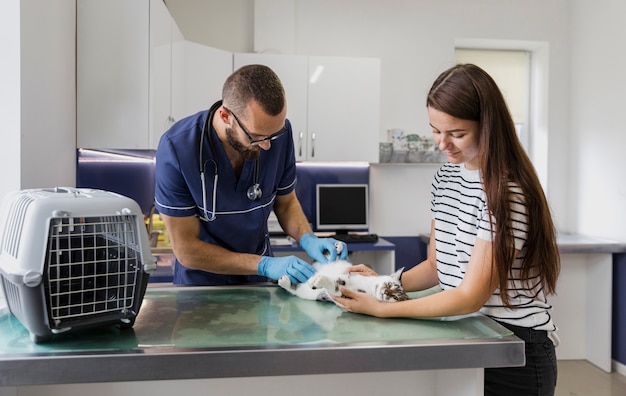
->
[431,163,557,334]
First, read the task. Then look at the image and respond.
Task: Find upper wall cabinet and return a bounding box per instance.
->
[77,0,232,149]
[234,53,381,162]
[77,0,150,149]
[150,0,183,148]
[170,42,232,132]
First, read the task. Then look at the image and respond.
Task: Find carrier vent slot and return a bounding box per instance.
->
[0,194,34,258]
[2,277,24,320]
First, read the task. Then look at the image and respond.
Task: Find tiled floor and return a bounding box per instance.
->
[556,360,626,396]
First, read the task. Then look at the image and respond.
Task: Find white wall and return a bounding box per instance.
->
[569,0,626,241]
[0,0,76,202]
[369,163,440,236]
[20,0,76,190]
[0,0,23,200]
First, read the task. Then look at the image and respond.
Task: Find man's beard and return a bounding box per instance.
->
[225,127,260,160]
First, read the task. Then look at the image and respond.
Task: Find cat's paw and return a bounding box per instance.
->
[278,275,295,291]
[307,272,326,290]
[309,274,339,295]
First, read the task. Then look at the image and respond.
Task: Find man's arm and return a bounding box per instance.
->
[272,190,313,242]
[161,214,260,275]
[162,212,316,283]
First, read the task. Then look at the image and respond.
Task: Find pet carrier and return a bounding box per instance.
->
[0,187,157,342]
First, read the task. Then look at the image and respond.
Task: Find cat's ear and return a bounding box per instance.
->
[391,267,405,281]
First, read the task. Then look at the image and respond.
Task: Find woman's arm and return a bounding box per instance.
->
[333,235,500,318]
[398,221,440,292]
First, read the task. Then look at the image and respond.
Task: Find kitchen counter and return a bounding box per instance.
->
[555,233,626,253]
[0,285,523,387]
[419,232,626,254]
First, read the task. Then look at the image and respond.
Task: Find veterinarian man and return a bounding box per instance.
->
[155,64,347,286]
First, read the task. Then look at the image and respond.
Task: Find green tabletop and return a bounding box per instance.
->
[0,285,524,386]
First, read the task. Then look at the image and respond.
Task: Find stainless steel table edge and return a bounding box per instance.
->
[0,335,524,386]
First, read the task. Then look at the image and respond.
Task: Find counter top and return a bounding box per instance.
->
[555,233,626,254]
[0,285,523,386]
[419,233,626,254]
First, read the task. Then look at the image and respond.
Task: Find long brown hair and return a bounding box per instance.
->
[427,64,559,305]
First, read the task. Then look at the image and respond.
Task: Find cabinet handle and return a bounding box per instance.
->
[166,115,176,129]
[161,116,176,134]
[298,131,303,157]
[311,132,315,158]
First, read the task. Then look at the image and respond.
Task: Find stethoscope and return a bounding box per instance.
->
[199,101,262,222]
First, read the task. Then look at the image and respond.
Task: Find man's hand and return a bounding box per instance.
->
[299,233,348,263]
[257,256,316,284]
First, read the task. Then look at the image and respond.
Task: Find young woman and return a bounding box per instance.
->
[334,64,560,396]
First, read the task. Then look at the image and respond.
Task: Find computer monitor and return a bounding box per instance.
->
[315,184,369,233]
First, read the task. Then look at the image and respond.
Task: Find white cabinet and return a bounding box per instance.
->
[308,56,381,162]
[234,53,309,158]
[77,0,232,149]
[77,0,150,149]
[149,0,184,148]
[234,53,380,162]
[172,42,233,129]
[153,37,232,148]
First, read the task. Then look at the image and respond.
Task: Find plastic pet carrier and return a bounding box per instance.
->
[0,187,157,342]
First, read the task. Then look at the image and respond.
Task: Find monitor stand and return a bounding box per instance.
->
[332,230,350,237]
[329,231,378,244]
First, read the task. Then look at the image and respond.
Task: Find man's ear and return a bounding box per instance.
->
[217,107,231,125]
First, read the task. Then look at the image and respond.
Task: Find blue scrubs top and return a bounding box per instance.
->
[155,104,297,285]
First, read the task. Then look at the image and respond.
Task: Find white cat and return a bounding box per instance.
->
[278,260,409,303]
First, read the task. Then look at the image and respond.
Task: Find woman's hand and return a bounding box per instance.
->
[332,288,383,317]
[344,264,378,277]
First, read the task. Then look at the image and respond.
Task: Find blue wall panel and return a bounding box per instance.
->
[76,149,157,216]
[613,253,626,364]
[383,236,427,272]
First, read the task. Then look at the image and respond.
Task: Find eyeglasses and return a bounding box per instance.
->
[223,106,288,145]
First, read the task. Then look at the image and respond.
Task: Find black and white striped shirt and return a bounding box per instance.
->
[431,163,557,334]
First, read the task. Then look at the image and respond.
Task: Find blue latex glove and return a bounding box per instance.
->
[257,256,316,284]
[299,233,348,263]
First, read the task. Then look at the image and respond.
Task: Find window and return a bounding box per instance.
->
[454,49,531,150]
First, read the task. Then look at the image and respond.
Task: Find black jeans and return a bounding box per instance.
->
[484,321,558,396]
